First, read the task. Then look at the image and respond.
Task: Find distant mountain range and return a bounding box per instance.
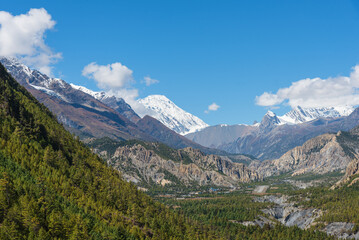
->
[277,106,354,125]
[186,107,358,160]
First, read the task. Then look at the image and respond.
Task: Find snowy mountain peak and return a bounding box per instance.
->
[260,110,281,130]
[0,56,66,90]
[278,106,354,125]
[265,110,276,117]
[138,95,209,135]
[0,56,33,77]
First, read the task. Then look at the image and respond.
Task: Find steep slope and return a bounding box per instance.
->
[0,62,222,239]
[253,133,352,177]
[0,57,149,140]
[138,95,208,135]
[89,139,261,189]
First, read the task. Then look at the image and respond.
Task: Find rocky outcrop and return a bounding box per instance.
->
[251,195,359,239]
[255,195,322,229]
[254,133,352,178]
[107,143,261,187]
[324,222,359,239]
[250,124,359,188]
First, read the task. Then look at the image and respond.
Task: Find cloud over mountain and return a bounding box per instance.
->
[82,62,134,90]
[82,61,152,116]
[0,8,61,75]
[256,65,359,108]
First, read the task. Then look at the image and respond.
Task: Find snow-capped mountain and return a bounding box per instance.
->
[277,106,354,125]
[138,95,209,135]
[0,56,71,101]
[70,84,140,122]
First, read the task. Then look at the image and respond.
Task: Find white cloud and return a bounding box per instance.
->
[107,88,139,106]
[205,102,220,113]
[143,76,159,86]
[82,62,134,90]
[0,8,61,75]
[256,65,359,108]
[82,62,146,114]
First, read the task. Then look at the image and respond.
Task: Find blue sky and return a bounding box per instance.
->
[2,1,359,125]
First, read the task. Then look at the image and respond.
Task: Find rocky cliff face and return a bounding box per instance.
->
[251,125,359,187]
[254,133,352,178]
[104,142,261,188]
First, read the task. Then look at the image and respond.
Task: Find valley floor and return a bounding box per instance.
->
[154,171,359,239]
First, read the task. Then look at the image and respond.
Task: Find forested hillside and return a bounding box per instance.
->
[0,62,223,239]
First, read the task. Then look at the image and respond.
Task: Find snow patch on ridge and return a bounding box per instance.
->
[70,84,108,100]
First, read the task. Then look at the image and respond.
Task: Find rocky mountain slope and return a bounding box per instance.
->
[252,133,353,177]
[251,124,359,186]
[90,138,260,188]
[138,95,209,135]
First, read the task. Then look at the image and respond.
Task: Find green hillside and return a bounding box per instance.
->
[0,63,221,239]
